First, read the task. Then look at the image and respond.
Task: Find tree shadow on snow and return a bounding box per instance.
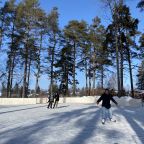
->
[56,105,69,108]
[0,105,127,144]
[69,108,125,144]
[0,105,98,144]
[115,107,144,143]
[0,105,46,115]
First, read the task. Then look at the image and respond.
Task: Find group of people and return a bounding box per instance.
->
[47,92,60,109]
[47,88,118,124]
[46,88,118,124]
[46,88,144,124]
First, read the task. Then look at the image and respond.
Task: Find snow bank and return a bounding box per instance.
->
[59,96,141,107]
[111,96,141,107]
[0,96,141,107]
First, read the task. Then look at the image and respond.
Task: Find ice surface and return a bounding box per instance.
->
[0,103,143,144]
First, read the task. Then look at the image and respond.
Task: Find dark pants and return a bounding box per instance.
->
[47,101,53,109]
[53,100,59,108]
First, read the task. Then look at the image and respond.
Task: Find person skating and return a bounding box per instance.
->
[97,89,118,124]
[53,92,60,108]
[47,95,54,109]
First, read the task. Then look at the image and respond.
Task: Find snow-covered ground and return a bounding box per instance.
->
[0,103,143,144]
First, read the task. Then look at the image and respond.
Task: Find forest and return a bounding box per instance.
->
[0,0,144,98]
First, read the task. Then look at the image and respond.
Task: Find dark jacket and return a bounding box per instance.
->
[54,93,59,101]
[97,93,118,109]
[48,96,54,102]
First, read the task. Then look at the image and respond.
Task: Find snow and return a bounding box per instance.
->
[110,96,141,107]
[0,103,144,144]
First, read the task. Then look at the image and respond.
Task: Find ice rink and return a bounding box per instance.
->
[0,103,144,144]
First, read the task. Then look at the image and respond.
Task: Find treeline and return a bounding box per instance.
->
[0,0,144,97]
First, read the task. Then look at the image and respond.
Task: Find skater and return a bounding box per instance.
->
[47,95,54,109]
[97,89,118,124]
[47,92,49,103]
[53,92,60,108]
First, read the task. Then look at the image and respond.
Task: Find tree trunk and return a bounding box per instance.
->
[120,44,124,96]
[7,59,12,97]
[0,20,4,50]
[22,43,28,98]
[50,34,56,97]
[88,69,91,96]
[89,77,91,96]
[27,59,31,96]
[35,34,42,97]
[0,31,2,50]
[65,66,69,96]
[85,60,88,96]
[118,27,124,96]
[10,40,17,98]
[101,66,104,89]
[93,70,96,95]
[115,31,121,97]
[6,24,15,98]
[126,30,134,97]
[72,42,76,96]
[127,48,134,97]
[10,54,16,98]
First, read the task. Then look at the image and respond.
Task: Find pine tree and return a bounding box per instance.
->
[45,7,60,97]
[137,0,144,10]
[33,9,46,97]
[4,0,22,97]
[105,2,139,97]
[16,0,42,97]
[55,41,74,96]
[64,20,88,95]
[89,17,110,93]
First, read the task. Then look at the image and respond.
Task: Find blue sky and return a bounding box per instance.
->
[40,0,104,27]
[39,0,144,29]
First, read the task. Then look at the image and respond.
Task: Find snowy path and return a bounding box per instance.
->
[0,104,143,144]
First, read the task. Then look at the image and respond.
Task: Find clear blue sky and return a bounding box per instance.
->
[40,0,144,29]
